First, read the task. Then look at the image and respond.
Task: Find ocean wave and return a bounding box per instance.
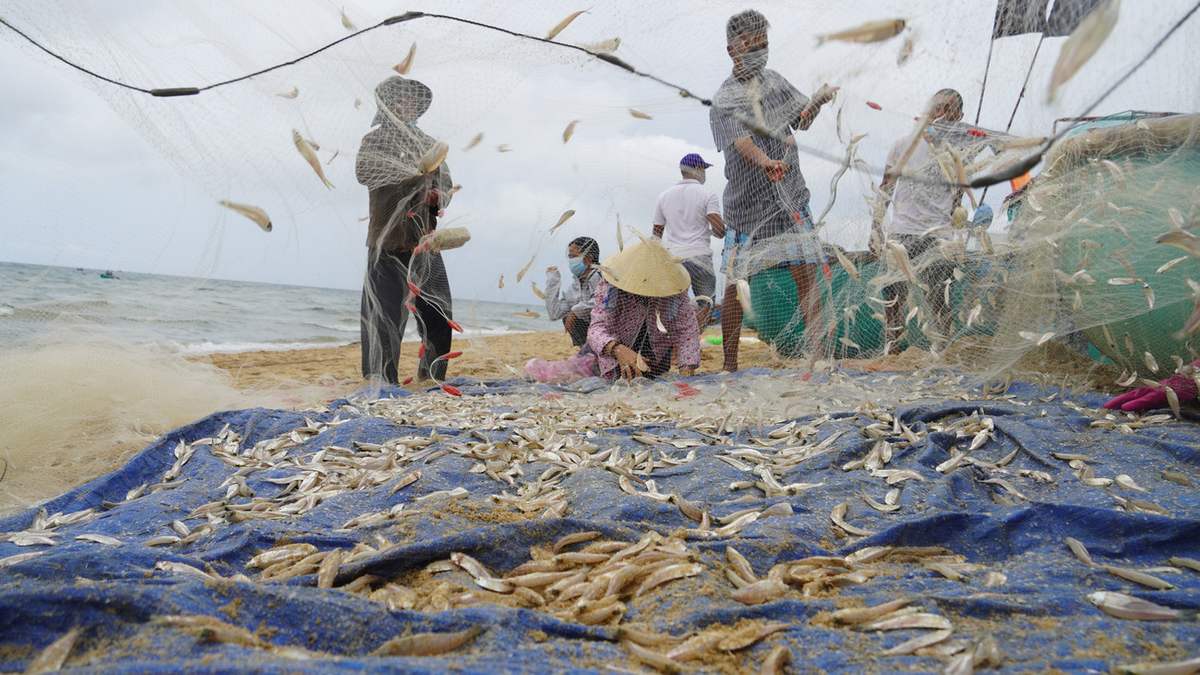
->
[306,321,361,334]
[173,338,354,355]
[0,305,13,317]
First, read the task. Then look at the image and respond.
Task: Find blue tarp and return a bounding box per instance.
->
[1,370,1198,673]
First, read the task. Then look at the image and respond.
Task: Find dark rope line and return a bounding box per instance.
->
[0,16,155,94]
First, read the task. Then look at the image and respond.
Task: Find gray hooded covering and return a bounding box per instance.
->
[355,76,451,195]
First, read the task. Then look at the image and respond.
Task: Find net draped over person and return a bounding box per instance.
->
[356,76,455,385]
[586,240,701,381]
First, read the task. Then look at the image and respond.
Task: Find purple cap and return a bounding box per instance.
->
[680,153,713,168]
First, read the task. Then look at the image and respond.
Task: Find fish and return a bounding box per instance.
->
[497,274,506,289]
[546,10,587,40]
[816,18,907,46]
[725,546,757,583]
[339,9,356,30]
[1115,474,1147,492]
[394,43,417,75]
[656,311,667,334]
[1087,591,1181,620]
[731,579,787,605]
[464,133,484,151]
[550,209,576,233]
[833,246,860,281]
[896,35,914,65]
[1104,565,1174,590]
[1169,207,1186,229]
[1157,229,1200,257]
[1168,556,1200,573]
[1142,282,1156,310]
[75,533,122,546]
[562,120,579,143]
[831,502,875,537]
[516,253,537,283]
[629,109,653,120]
[497,144,513,153]
[718,622,790,651]
[317,549,343,589]
[1065,537,1095,566]
[831,598,912,624]
[1108,277,1138,286]
[531,281,546,299]
[1144,351,1159,373]
[25,627,80,673]
[1047,0,1120,103]
[276,87,299,99]
[1157,256,1189,274]
[371,626,484,656]
[863,612,952,632]
[354,97,362,109]
[581,37,621,53]
[1018,331,1055,346]
[218,200,273,232]
[552,531,601,553]
[623,640,681,672]
[615,215,625,251]
[882,629,953,656]
[292,130,334,189]
[760,645,792,674]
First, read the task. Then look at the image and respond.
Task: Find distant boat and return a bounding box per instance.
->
[99,270,119,280]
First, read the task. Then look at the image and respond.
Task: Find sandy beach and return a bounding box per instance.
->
[201,329,782,390]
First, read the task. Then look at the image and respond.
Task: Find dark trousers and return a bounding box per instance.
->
[361,249,452,384]
[564,316,591,348]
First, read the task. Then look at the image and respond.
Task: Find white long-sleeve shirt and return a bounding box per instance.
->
[544,268,602,321]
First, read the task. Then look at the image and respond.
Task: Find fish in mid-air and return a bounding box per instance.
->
[546,10,587,40]
[395,43,417,75]
[550,209,576,233]
[340,8,356,31]
[276,87,299,99]
[292,130,334,189]
[218,200,272,232]
[816,19,906,46]
[1047,0,1120,102]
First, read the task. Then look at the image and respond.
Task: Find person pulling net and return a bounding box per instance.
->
[357,76,456,386]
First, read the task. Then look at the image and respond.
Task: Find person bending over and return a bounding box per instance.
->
[586,240,700,380]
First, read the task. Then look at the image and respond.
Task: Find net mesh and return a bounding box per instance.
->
[1,0,1199,492]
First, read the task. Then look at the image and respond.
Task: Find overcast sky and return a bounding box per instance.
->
[1,0,1195,303]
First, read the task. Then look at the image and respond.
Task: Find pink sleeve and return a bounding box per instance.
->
[585,281,619,379]
[669,294,701,368]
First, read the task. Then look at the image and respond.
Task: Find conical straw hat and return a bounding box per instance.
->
[599,239,691,298]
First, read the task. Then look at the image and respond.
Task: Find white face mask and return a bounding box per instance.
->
[736,47,768,77]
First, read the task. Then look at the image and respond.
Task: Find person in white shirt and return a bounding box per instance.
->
[873,89,991,354]
[652,153,726,327]
[544,236,602,348]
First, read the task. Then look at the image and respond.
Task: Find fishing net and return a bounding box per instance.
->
[4,2,1200,671]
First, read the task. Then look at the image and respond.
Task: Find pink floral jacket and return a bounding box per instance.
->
[585,279,700,380]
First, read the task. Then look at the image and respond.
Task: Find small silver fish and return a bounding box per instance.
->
[550,209,576,233]
[546,9,587,40]
[629,109,653,120]
[292,130,334,189]
[218,200,272,232]
[1047,0,1120,102]
[464,133,484,151]
[816,18,907,46]
[276,87,299,99]
[562,120,579,143]
[394,43,417,75]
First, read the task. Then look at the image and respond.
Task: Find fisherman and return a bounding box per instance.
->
[545,236,602,348]
[872,88,978,354]
[710,9,838,372]
[587,239,701,380]
[356,76,454,385]
[652,153,726,328]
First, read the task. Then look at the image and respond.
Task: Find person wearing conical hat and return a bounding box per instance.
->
[586,239,701,380]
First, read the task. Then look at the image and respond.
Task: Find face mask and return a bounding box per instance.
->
[736,47,768,78]
[568,256,587,277]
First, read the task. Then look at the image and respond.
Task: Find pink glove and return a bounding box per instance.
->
[1103,372,1198,412]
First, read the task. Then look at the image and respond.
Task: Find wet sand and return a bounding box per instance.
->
[200,329,786,390]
